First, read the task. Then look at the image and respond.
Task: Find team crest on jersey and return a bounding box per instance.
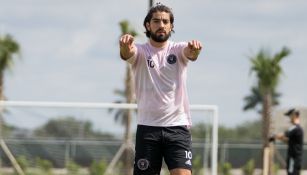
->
[167,54,177,64]
[137,159,149,170]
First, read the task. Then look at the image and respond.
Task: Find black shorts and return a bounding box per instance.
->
[287,157,302,175]
[133,125,192,175]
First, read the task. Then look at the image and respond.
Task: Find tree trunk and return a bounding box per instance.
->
[124,63,134,175]
[0,73,4,137]
[262,91,271,147]
[262,91,274,175]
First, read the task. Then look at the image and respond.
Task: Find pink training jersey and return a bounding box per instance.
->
[126,41,192,127]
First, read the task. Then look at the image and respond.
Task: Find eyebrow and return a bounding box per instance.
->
[151,18,170,21]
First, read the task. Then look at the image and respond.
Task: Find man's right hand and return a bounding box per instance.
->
[119,34,136,60]
[268,135,276,143]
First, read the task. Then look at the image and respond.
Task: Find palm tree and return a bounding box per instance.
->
[149,0,154,9]
[0,34,20,135]
[243,86,281,114]
[108,20,137,175]
[119,20,137,175]
[244,47,290,175]
[0,34,20,98]
[0,34,25,175]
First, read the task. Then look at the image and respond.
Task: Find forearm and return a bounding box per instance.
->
[120,46,136,60]
[183,40,202,61]
[119,34,136,60]
[275,133,289,143]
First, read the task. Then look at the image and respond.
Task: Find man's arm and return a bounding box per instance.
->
[119,34,136,60]
[275,133,289,143]
[183,40,202,61]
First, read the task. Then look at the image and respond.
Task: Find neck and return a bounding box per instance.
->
[295,119,300,125]
[149,39,168,48]
[293,118,300,125]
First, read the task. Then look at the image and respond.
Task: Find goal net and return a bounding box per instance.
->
[0,101,218,175]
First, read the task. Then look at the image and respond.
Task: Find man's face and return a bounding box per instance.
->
[146,11,173,42]
[290,114,297,123]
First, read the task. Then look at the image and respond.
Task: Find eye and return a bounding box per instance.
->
[152,19,160,23]
[163,19,170,24]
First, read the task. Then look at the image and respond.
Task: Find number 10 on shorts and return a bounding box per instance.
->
[185,151,192,159]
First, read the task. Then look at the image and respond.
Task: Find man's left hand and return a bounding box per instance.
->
[184,40,202,61]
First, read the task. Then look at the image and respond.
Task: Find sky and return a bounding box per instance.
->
[1,0,307,134]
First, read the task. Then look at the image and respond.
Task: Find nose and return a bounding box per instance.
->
[158,21,165,28]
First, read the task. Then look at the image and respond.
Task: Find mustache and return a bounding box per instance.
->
[156,29,166,33]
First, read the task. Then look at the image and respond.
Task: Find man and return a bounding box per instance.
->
[119,4,202,175]
[270,108,304,175]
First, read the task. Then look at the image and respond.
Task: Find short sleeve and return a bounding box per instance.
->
[181,47,190,64]
[174,42,189,64]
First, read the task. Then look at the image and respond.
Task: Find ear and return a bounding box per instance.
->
[170,24,174,31]
[146,22,151,31]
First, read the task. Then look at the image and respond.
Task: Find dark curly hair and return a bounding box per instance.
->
[143,3,174,38]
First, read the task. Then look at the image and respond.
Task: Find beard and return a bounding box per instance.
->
[150,30,171,42]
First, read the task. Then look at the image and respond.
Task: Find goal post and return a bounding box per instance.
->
[0,100,218,175]
[191,104,219,175]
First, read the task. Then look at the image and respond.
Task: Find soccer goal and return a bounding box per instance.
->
[0,101,218,175]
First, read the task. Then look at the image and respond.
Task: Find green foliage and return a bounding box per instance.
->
[242,159,255,175]
[89,160,107,175]
[34,116,114,139]
[13,157,54,175]
[243,86,281,113]
[219,162,232,175]
[243,47,290,113]
[273,163,280,175]
[35,157,53,174]
[192,120,262,142]
[230,120,262,141]
[192,155,203,175]
[16,155,29,172]
[191,123,209,139]
[249,47,290,93]
[119,20,138,37]
[66,160,80,175]
[0,34,20,72]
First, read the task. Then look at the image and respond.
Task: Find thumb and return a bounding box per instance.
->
[188,42,193,49]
